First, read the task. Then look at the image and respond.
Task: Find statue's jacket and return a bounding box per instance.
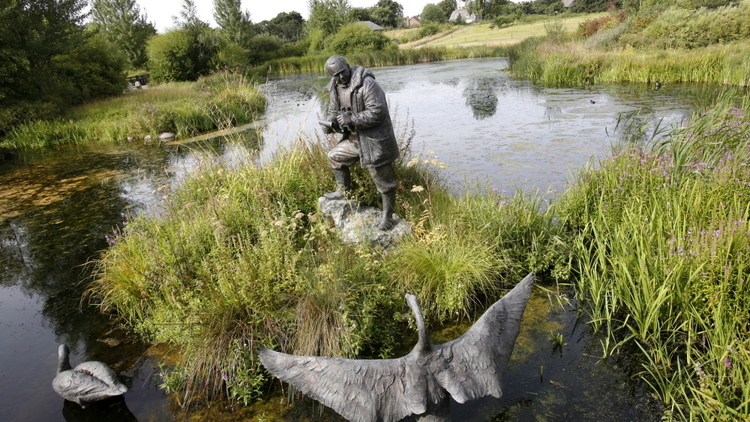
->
[327,65,399,169]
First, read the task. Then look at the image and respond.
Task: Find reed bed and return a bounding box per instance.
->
[556,94,750,419]
[1,72,266,150]
[257,46,508,77]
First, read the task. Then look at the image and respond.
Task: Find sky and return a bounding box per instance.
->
[137,0,436,33]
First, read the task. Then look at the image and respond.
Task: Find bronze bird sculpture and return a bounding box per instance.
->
[260,273,535,422]
[52,344,128,408]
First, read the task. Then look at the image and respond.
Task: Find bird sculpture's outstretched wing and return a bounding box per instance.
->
[431,273,534,403]
[259,348,436,422]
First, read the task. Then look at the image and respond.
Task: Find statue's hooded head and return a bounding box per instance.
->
[326,55,352,87]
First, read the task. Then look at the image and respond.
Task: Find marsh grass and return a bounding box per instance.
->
[256,47,508,77]
[557,93,750,418]
[1,72,266,150]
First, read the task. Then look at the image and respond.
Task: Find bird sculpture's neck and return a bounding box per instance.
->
[405,294,431,353]
[57,344,72,373]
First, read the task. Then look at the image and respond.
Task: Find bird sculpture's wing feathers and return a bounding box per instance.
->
[74,361,127,393]
[52,368,126,404]
[259,348,428,422]
[432,273,534,403]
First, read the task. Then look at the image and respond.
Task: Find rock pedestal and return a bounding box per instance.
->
[318,196,410,248]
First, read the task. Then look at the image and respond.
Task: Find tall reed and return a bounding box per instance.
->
[255,47,508,77]
[557,93,750,419]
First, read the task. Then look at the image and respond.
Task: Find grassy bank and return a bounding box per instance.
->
[89,126,568,406]
[508,2,750,87]
[510,37,750,86]
[556,92,750,419]
[0,72,265,150]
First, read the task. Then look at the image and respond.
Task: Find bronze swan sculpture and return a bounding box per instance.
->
[260,273,535,422]
[52,344,128,408]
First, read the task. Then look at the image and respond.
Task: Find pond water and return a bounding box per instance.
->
[0,58,717,421]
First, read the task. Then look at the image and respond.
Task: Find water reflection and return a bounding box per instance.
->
[463,75,500,119]
[61,396,137,422]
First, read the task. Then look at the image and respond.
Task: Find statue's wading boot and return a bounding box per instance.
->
[378,190,396,231]
[324,168,351,200]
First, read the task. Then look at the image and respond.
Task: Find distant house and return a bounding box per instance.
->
[404,16,421,28]
[357,20,386,31]
[449,8,477,23]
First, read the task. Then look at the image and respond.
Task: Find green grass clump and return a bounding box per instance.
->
[1,71,266,150]
[556,93,750,419]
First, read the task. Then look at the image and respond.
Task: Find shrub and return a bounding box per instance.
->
[419,22,443,38]
[326,23,396,55]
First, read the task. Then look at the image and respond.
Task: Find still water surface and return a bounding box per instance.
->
[0,58,713,421]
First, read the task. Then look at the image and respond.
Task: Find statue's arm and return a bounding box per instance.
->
[327,85,341,120]
[351,77,388,130]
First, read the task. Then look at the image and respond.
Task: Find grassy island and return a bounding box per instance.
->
[0,72,265,150]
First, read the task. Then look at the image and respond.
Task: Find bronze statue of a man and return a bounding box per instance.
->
[320,55,400,231]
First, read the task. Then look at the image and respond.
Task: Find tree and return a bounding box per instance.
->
[347,7,372,22]
[91,0,156,69]
[437,0,457,17]
[174,0,203,28]
[154,0,222,82]
[0,0,126,135]
[257,11,305,41]
[306,0,351,37]
[421,3,449,23]
[213,0,254,47]
[369,0,403,28]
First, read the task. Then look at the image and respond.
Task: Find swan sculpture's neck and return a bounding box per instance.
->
[57,344,72,373]
[405,294,430,352]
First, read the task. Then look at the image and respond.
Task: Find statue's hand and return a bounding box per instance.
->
[337,113,353,130]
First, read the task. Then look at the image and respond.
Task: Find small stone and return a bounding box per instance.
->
[159,132,176,140]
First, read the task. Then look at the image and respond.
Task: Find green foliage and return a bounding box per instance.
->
[419,22,445,37]
[213,0,254,47]
[52,29,129,105]
[90,0,156,69]
[1,72,265,150]
[347,7,372,21]
[258,46,505,77]
[325,23,397,55]
[0,0,107,135]
[557,94,750,418]
[306,0,352,37]
[369,0,404,28]
[147,26,223,82]
[636,4,750,49]
[570,0,610,13]
[246,34,285,64]
[257,11,305,42]
[421,4,449,23]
